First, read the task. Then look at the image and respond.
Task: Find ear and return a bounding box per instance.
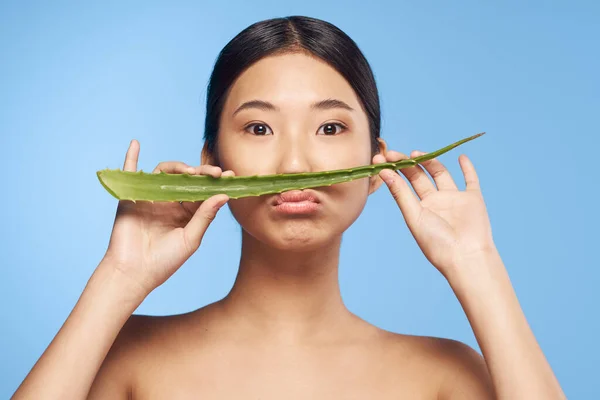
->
[201,141,219,167]
[368,137,388,195]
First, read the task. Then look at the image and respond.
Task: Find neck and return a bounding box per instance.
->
[219,229,356,343]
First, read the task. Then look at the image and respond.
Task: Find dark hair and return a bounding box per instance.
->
[203,16,381,159]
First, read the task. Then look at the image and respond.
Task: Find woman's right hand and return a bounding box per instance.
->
[101,139,233,297]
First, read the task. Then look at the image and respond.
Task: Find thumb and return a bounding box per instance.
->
[183,194,229,250]
[379,169,421,225]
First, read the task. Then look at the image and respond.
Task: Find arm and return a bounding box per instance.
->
[376,150,565,399]
[12,260,144,399]
[12,140,231,399]
[446,249,565,399]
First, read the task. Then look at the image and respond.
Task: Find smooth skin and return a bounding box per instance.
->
[13,52,565,399]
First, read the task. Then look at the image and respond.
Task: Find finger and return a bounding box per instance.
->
[152,161,193,174]
[183,194,229,250]
[179,200,202,218]
[372,154,386,164]
[413,151,458,191]
[379,169,422,225]
[397,152,436,200]
[190,165,223,178]
[123,140,139,172]
[370,154,386,188]
[221,170,236,177]
[385,150,410,162]
[459,154,480,191]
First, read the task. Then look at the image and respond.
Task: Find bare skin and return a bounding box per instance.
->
[13,52,565,399]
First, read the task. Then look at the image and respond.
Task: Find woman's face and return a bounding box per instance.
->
[206,52,384,250]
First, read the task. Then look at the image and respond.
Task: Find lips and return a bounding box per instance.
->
[275,190,319,204]
[272,190,321,214]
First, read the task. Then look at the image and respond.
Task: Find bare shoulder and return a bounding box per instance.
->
[381,332,495,399]
[87,308,205,399]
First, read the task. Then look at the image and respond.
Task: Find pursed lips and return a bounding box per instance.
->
[272,190,321,214]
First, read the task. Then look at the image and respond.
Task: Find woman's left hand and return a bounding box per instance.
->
[375,150,497,279]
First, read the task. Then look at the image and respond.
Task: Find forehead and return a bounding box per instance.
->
[224,52,361,110]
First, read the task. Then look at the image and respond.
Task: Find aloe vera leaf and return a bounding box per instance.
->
[97,132,485,202]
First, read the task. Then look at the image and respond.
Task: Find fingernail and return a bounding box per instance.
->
[187,167,195,174]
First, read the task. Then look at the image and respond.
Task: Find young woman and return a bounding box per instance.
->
[14,16,565,399]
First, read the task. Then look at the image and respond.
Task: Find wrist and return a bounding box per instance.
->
[93,258,150,307]
[445,247,506,292]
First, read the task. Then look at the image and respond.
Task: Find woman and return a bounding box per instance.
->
[14,16,564,399]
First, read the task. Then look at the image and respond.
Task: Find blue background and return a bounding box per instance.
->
[1,1,598,397]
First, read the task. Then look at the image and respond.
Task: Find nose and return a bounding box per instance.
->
[274,131,312,175]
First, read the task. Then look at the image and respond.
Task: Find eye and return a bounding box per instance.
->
[317,122,347,136]
[244,123,273,136]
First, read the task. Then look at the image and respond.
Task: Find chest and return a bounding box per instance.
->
[132,350,438,400]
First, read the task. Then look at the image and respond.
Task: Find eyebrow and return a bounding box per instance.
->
[232,100,279,116]
[232,98,354,117]
[311,98,354,112]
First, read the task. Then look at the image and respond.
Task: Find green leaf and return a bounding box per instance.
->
[97,132,485,202]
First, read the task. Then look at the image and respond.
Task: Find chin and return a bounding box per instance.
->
[254,218,343,252]
[275,225,339,252]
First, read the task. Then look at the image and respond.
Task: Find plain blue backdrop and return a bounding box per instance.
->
[1,0,598,397]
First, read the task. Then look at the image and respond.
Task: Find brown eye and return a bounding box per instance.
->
[245,123,273,136]
[318,123,346,135]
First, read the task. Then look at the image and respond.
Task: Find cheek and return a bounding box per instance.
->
[217,145,270,177]
[227,197,264,226]
[330,178,371,224]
